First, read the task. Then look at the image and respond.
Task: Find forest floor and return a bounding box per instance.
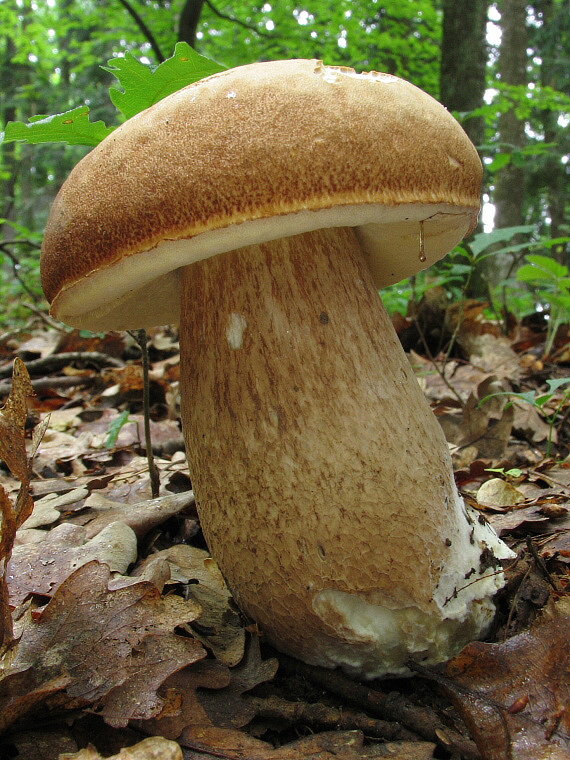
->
[0,299,569,760]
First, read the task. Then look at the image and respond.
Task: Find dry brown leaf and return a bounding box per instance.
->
[458,376,515,459]
[7,522,138,605]
[0,561,204,732]
[197,635,279,728]
[487,505,563,537]
[60,736,183,760]
[160,544,245,666]
[141,658,231,740]
[81,490,195,540]
[476,477,526,508]
[1,360,38,647]
[142,636,276,743]
[180,727,436,759]
[0,358,35,522]
[443,595,570,760]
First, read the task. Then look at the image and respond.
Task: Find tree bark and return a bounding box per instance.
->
[533,0,568,251]
[440,0,488,147]
[178,0,206,47]
[493,0,528,231]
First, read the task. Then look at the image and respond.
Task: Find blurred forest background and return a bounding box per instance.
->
[0,0,569,337]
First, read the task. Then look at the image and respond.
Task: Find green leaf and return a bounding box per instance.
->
[486,153,511,173]
[546,377,570,393]
[525,254,568,278]
[105,409,131,449]
[470,225,535,257]
[2,107,114,147]
[516,264,556,283]
[542,236,570,250]
[104,42,227,119]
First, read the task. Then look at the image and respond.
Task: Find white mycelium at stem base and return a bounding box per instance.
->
[179,226,512,677]
[40,59,515,677]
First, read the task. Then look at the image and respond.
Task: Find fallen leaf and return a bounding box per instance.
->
[443,595,570,760]
[476,478,526,508]
[141,636,276,742]
[459,376,514,459]
[7,521,138,604]
[81,490,195,540]
[60,736,183,760]
[197,634,279,728]
[161,544,245,666]
[180,726,436,759]
[0,561,204,732]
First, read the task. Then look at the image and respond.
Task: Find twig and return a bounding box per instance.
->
[204,0,274,37]
[0,375,95,396]
[276,653,481,759]
[411,317,466,406]
[115,0,165,62]
[22,302,67,331]
[128,329,161,498]
[0,240,42,301]
[246,694,418,741]
[0,352,124,379]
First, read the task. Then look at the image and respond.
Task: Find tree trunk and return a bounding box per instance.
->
[179,0,205,47]
[494,0,528,231]
[440,0,488,147]
[534,0,568,252]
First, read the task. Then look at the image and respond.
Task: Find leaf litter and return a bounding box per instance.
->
[0,317,568,759]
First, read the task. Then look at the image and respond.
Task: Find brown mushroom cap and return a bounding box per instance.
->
[41,58,481,332]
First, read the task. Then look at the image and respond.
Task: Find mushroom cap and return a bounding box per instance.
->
[41,58,482,332]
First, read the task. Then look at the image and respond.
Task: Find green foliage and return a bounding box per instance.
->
[0,219,43,328]
[479,378,570,458]
[515,253,570,356]
[2,107,114,148]
[2,43,227,148]
[103,42,227,119]
[105,409,132,449]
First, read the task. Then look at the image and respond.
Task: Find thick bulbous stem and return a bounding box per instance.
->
[179,227,507,677]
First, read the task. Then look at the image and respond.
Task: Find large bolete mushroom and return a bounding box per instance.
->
[41,59,513,677]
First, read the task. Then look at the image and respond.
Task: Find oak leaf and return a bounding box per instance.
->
[0,561,204,732]
[443,595,570,760]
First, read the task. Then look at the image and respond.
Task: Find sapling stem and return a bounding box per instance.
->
[128,328,160,498]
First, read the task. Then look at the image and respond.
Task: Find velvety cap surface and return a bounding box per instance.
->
[41,59,482,331]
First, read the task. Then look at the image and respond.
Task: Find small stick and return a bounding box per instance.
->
[0,351,124,379]
[277,653,481,759]
[128,329,160,498]
[246,694,418,741]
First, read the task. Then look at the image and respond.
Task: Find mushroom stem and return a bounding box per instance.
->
[179,226,507,677]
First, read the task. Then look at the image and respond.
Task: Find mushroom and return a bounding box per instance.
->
[41,59,513,678]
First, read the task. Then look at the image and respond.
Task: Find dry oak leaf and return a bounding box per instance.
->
[443,595,570,760]
[61,736,183,760]
[458,376,514,459]
[476,478,526,508]
[159,543,245,666]
[0,561,204,732]
[7,521,138,605]
[181,726,436,759]
[142,636,277,743]
[81,490,195,541]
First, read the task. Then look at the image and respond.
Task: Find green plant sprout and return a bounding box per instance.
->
[479,377,570,458]
[485,467,524,479]
[515,253,570,357]
[104,408,132,449]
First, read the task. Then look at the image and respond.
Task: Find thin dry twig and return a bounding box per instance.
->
[0,351,124,379]
[247,694,418,741]
[277,652,481,760]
